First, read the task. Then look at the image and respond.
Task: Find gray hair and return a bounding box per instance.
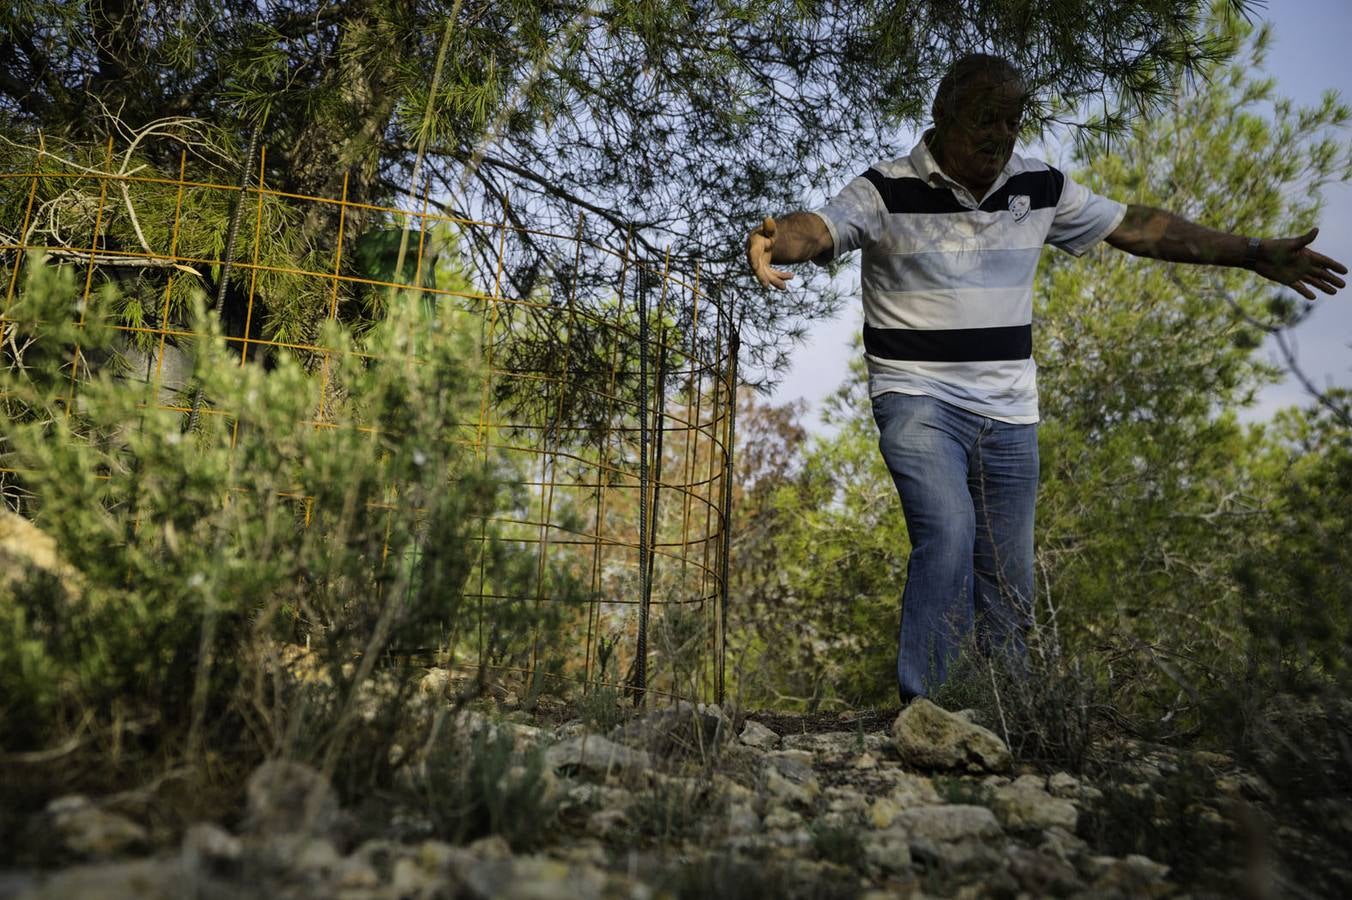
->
[932,54,1026,123]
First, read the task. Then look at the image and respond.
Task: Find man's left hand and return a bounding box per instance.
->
[1254,228,1348,300]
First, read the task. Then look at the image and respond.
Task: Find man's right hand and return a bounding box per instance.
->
[747,216,796,290]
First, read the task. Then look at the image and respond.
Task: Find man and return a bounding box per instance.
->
[746,54,1347,703]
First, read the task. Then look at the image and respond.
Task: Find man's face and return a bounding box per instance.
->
[935,76,1026,191]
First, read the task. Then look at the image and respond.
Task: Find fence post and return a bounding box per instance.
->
[716,303,740,707]
[185,125,260,433]
[633,263,651,705]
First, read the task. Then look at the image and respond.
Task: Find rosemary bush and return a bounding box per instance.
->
[0,256,579,801]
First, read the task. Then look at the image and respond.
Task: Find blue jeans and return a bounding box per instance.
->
[870,392,1038,702]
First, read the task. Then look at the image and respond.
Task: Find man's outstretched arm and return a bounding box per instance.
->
[746,213,833,290]
[1105,205,1348,300]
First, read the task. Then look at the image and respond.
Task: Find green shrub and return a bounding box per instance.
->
[810,820,865,868]
[411,724,559,850]
[576,683,628,734]
[932,776,994,808]
[625,774,722,841]
[1079,759,1241,892]
[930,630,1103,774]
[0,256,578,800]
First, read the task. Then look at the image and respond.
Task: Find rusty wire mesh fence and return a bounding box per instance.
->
[0,136,739,706]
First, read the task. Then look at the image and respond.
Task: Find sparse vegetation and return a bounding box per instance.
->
[2,6,1351,900]
[411,725,560,851]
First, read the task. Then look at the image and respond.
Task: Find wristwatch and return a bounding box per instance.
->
[1244,236,1262,269]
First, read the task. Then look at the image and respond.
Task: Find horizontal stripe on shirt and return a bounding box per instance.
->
[863,322,1033,362]
[861,246,1044,294]
[863,285,1032,330]
[862,167,1064,216]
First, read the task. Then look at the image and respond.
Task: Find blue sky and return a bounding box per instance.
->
[770,0,1352,429]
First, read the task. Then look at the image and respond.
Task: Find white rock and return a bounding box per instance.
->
[863,830,914,874]
[545,734,651,777]
[18,859,180,900]
[867,796,903,829]
[991,774,1079,832]
[45,796,147,859]
[419,667,453,698]
[761,755,820,807]
[889,804,1003,842]
[467,834,513,860]
[738,720,780,751]
[180,822,242,868]
[462,856,609,900]
[1047,771,1081,798]
[293,837,341,874]
[0,510,81,601]
[763,806,803,830]
[726,801,761,833]
[392,854,441,896]
[891,699,1012,774]
[585,808,630,838]
[243,760,340,837]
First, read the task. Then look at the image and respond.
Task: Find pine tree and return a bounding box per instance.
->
[1,0,1254,365]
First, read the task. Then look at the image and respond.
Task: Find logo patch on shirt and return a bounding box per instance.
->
[1008,194,1031,223]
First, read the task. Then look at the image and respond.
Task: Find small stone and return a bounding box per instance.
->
[1047,772,1081,799]
[726,802,761,833]
[781,731,890,756]
[891,699,1012,774]
[910,836,1009,876]
[497,763,560,805]
[244,760,340,837]
[853,752,878,770]
[608,702,727,756]
[352,838,406,877]
[463,856,608,900]
[761,755,820,807]
[1215,772,1274,803]
[585,808,629,838]
[19,859,180,900]
[0,510,81,602]
[1040,825,1089,863]
[863,830,913,874]
[884,772,942,807]
[824,787,869,816]
[552,839,609,867]
[294,837,342,874]
[868,797,902,829]
[1008,846,1083,895]
[180,822,242,868]
[762,827,813,849]
[392,855,438,896]
[468,834,513,860]
[991,774,1079,832]
[417,839,468,874]
[1123,854,1171,881]
[890,804,1003,842]
[772,748,815,766]
[45,796,148,859]
[334,859,381,889]
[419,667,453,698]
[544,734,652,777]
[712,774,755,802]
[763,806,803,830]
[1084,854,1174,897]
[738,720,781,751]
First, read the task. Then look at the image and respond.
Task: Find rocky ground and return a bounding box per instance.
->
[1,678,1281,900]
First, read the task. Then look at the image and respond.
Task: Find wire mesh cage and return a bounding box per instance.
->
[0,134,739,707]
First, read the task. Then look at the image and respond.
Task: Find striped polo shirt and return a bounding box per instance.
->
[814,135,1125,423]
